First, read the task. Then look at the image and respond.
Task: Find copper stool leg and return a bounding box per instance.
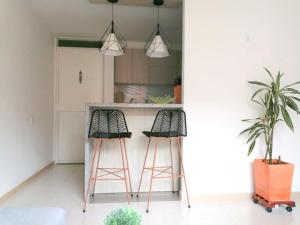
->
[83,139,99,213]
[119,139,130,204]
[122,139,133,197]
[176,137,191,208]
[146,138,158,213]
[169,139,176,193]
[136,138,152,197]
[92,140,103,197]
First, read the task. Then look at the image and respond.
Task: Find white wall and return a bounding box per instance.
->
[183,0,300,196]
[0,0,53,197]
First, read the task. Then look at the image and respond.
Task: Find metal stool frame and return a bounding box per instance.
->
[136,109,191,212]
[83,109,133,212]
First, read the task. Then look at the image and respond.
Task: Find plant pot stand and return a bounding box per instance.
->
[252,193,295,213]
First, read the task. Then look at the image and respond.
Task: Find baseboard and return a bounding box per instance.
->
[0,161,54,203]
[186,193,251,203]
[186,192,300,203]
[292,192,300,198]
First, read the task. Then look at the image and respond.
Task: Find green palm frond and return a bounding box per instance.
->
[240,68,300,164]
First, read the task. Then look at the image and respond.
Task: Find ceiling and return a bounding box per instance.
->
[89,0,182,8]
[23,0,182,43]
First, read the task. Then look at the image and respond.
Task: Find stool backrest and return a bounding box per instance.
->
[89,109,129,138]
[151,109,187,137]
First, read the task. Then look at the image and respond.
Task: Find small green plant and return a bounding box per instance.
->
[104,208,141,225]
[240,68,300,164]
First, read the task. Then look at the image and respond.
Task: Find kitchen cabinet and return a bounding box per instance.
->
[131,49,149,84]
[115,49,132,84]
[148,50,178,85]
[115,49,149,84]
[149,65,178,85]
[115,48,180,85]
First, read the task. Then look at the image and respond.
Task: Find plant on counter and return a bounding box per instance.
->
[147,95,175,104]
[104,208,141,225]
[240,67,300,209]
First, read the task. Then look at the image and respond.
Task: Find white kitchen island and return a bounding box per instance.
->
[84,103,183,196]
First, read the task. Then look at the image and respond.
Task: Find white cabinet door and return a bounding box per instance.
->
[58,47,103,105]
[55,47,105,163]
[57,112,85,163]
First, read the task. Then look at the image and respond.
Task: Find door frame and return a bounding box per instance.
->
[53,37,108,163]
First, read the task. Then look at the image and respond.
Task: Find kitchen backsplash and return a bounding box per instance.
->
[115,84,173,103]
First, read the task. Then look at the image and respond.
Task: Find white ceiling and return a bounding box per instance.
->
[23,0,182,43]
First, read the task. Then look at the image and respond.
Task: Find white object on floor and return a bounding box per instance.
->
[0,207,66,225]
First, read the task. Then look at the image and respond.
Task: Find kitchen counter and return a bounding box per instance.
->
[86,102,183,109]
[84,103,183,197]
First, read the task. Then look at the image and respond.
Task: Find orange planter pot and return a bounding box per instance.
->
[254,159,294,202]
[174,85,181,104]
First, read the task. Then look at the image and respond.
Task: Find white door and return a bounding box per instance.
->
[55,47,104,163]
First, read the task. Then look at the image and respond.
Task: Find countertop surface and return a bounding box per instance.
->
[86,103,183,109]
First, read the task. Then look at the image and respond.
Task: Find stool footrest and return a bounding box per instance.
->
[144,166,184,179]
[97,167,129,170]
[153,174,184,179]
[93,167,129,180]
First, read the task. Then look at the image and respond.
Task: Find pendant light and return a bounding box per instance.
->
[145,0,171,58]
[99,0,127,56]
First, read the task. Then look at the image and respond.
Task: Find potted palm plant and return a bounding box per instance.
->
[241,68,300,210]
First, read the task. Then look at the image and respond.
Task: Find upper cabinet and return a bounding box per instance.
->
[115,48,149,84]
[115,48,180,85]
[149,50,178,85]
[131,49,149,84]
[115,49,132,84]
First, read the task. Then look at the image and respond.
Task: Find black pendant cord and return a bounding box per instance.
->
[111,2,114,21]
[156,6,160,35]
[157,6,160,25]
[111,3,115,33]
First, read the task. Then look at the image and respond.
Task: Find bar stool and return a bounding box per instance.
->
[83,109,133,212]
[136,109,191,212]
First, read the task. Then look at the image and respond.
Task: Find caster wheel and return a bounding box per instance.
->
[172,191,175,194]
[83,209,86,213]
[286,207,293,212]
[253,199,259,204]
[146,210,149,213]
[131,194,133,197]
[266,207,272,213]
[91,194,94,197]
[188,205,191,208]
[136,194,139,198]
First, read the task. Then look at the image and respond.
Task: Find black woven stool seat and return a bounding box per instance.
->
[90,131,132,139]
[143,131,181,138]
[142,109,187,138]
[89,109,131,139]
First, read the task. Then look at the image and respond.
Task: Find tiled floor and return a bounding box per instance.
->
[1,164,299,225]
